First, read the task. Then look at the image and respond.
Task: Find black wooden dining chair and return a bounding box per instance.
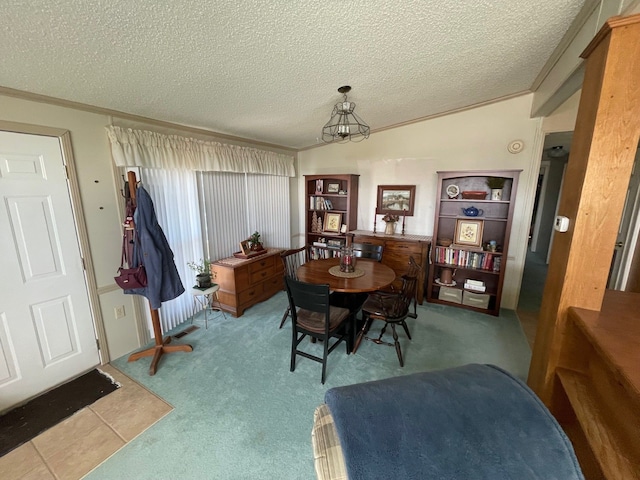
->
[352,242,384,262]
[330,242,384,335]
[352,256,421,366]
[284,277,351,384]
[279,246,307,328]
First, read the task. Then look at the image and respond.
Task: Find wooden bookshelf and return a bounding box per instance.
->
[426,170,520,316]
[304,174,359,260]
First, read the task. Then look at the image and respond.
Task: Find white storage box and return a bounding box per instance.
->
[438,286,462,304]
[462,291,490,309]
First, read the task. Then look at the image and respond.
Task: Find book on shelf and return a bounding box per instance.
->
[464,282,486,293]
[434,246,496,271]
[309,195,335,211]
[465,279,484,287]
[313,237,328,248]
[308,246,340,260]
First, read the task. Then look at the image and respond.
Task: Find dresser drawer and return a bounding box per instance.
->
[353,235,385,247]
[263,274,284,296]
[250,265,275,284]
[384,255,422,274]
[249,255,275,274]
[238,283,264,304]
[385,241,424,255]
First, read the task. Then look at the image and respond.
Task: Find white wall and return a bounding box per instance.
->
[299,94,544,309]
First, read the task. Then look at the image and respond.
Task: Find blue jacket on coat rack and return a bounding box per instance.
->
[125,186,185,308]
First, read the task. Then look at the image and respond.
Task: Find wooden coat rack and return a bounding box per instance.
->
[125,171,192,375]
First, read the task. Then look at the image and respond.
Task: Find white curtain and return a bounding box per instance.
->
[139,168,202,332]
[107,126,295,177]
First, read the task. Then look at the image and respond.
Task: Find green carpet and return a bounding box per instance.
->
[87,291,531,480]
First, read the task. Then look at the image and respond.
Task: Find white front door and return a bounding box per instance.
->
[0,131,99,412]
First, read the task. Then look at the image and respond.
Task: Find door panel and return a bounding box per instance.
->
[7,196,63,281]
[0,131,99,412]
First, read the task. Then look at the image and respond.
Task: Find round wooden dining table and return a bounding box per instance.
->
[297,257,396,292]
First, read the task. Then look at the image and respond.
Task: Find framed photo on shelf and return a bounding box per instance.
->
[323,212,342,233]
[315,179,324,193]
[454,219,484,248]
[326,182,340,193]
[239,239,251,255]
[376,185,416,216]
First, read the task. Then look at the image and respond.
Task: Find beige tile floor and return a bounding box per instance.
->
[0,364,173,480]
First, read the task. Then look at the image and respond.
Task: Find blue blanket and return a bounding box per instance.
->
[324,364,584,480]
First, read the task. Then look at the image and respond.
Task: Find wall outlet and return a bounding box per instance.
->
[114,305,126,319]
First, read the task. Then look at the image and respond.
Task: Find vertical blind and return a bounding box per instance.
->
[198,172,249,260]
[246,173,291,250]
[198,172,291,257]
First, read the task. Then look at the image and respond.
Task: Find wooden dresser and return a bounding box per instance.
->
[350,230,431,304]
[210,249,284,317]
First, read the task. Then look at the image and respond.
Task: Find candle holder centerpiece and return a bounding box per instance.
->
[339,245,357,273]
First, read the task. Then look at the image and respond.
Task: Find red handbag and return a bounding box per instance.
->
[115,231,147,289]
[115,265,147,289]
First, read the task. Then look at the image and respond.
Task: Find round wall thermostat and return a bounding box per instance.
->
[508,140,524,154]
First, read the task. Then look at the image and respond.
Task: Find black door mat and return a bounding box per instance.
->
[0,368,120,457]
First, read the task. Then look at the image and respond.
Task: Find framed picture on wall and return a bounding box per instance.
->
[376,185,416,216]
[454,219,484,248]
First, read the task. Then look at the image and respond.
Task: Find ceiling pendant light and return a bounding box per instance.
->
[322,86,370,143]
[547,145,569,158]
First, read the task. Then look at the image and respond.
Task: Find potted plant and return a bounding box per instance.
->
[486,177,506,200]
[187,258,213,288]
[249,231,264,251]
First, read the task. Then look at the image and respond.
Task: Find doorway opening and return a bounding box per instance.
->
[516,132,571,346]
[517,133,640,347]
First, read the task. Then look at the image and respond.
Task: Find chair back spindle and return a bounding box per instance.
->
[352,243,384,262]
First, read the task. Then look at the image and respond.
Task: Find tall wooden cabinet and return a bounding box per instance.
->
[304,174,359,259]
[427,170,520,316]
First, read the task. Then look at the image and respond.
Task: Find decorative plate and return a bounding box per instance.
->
[435,278,457,287]
[446,184,460,198]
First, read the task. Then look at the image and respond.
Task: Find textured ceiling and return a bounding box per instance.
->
[0,1,587,149]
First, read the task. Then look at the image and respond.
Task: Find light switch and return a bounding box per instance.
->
[554,216,570,232]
